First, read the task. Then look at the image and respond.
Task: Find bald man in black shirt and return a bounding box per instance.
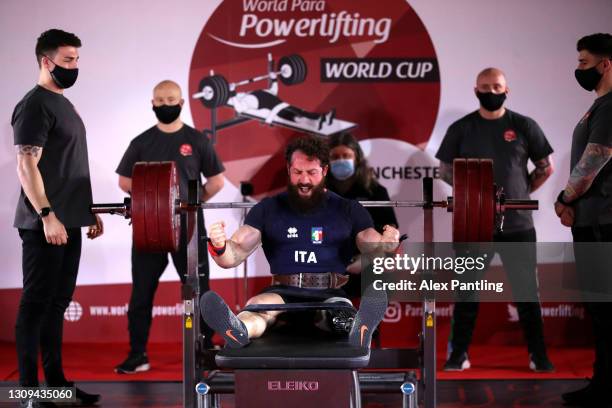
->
[114,80,225,374]
[436,67,555,373]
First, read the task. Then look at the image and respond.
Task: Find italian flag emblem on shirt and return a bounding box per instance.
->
[311,227,323,244]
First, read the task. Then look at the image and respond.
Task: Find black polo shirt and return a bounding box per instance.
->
[116,125,224,200]
[436,109,553,232]
[12,85,96,229]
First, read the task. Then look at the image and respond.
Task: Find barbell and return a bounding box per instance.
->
[90,159,537,253]
[193,54,307,108]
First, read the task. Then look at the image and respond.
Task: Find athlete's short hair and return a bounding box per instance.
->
[285,136,329,167]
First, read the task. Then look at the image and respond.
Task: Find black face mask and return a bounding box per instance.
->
[153,104,182,124]
[476,91,507,112]
[575,62,604,91]
[46,57,78,89]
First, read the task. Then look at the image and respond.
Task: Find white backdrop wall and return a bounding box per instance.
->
[0,0,610,290]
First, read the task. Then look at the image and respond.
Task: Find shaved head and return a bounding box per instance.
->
[152,79,183,109]
[476,67,506,83]
[153,80,182,97]
[475,67,508,94]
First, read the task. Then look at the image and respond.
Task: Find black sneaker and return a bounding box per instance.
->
[44,382,100,406]
[562,379,612,407]
[529,353,555,373]
[74,384,101,406]
[114,352,150,374]
[315,297,355,334]
[443,350,471,371]
[200,291,250,348]
[348,285,388,348]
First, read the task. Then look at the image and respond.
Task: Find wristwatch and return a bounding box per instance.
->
[39,207,53,218]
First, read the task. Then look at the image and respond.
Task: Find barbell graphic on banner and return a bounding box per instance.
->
[90,159,537,253]
[193,54,307,109]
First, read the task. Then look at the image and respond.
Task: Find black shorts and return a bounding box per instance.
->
[259,284,348,304]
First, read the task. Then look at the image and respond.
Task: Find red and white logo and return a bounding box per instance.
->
[180,143,193,156]
[64,301,83,322]
[189,0,440,196]
[503,129,517,142]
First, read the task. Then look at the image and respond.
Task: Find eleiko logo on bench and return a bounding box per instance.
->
[267,381,319,391]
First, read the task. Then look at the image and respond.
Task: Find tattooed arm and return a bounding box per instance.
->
[529,156,554,192]
[16,145,68,244]
[561,143,612,202]
[15,145,50,212]
[208,221,262,268]
[439,161,453,186]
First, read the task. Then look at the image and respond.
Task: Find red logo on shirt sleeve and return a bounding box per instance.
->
[503,130,517,142]
[180,144,193,156]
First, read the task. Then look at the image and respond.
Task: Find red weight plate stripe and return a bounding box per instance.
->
[479,159,495,242]
[157,162,181,253]
[144,163,162,252]
[466,159,481,242]
[452,159,467,242]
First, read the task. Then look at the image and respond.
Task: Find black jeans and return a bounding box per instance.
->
[572,223,612,384]
[449,228,548,357]
[127,211,213,353]
[16,228,82,387]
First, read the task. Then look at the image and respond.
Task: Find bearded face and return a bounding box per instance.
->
[286,150,328,212]
[287,178,327,213]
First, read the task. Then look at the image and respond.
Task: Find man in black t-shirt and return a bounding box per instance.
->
[114,80,225,374]
[436,67,555,373]
[556,33,612,407]
[12,29,102,406]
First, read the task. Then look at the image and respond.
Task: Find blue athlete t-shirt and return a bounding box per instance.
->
[245,191,374,275]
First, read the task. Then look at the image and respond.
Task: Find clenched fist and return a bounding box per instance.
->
[381,224,401,253]
[381,225,400,243]
[208,221,227,248]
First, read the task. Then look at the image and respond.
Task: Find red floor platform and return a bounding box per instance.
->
[0,341,593,382]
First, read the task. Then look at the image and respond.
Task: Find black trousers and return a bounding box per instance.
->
[449,228,548,356]
[572,223,612,384]
[127,211,213,353]
[16,228,82,387]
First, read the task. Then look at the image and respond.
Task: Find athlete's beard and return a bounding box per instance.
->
[287,180,327,213]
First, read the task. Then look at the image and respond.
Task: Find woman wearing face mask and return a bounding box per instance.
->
[327,133,398,298]
[327,133,398,232]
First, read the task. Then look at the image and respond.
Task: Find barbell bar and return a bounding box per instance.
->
[90,159,538,252]
[193,54,308,108]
